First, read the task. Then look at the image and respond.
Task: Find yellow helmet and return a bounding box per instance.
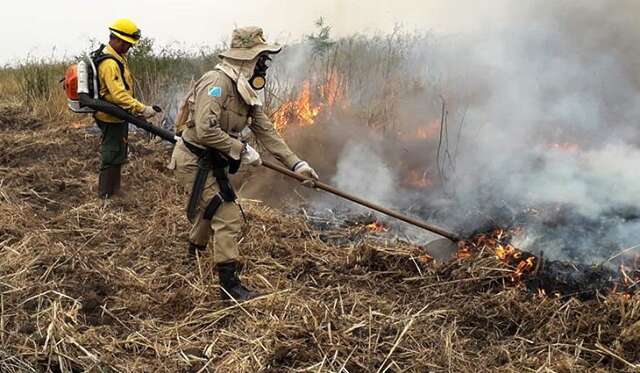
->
[109,18,141,45]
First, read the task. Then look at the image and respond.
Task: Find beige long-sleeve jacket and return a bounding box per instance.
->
[177,69,301,169]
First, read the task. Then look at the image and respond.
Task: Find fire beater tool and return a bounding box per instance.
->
[74,93,462,258]
[261,161,460,236]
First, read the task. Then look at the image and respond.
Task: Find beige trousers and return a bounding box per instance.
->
[170,142,242,264]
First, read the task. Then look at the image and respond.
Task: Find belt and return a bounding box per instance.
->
[183,139,207,158]
[182,139,240,174]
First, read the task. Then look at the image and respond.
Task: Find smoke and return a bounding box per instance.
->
[298,0,640,263]
[332,141,397,208]
[427,1,640,261]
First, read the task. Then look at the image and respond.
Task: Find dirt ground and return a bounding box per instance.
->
[1,103,640,372]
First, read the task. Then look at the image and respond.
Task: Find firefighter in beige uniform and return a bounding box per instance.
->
[169,27,318,301]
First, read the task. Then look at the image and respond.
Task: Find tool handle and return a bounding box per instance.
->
[261,160,461,241]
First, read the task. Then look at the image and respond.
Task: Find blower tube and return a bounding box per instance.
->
[78,93,177,144]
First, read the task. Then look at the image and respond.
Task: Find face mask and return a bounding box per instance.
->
[249,54,272,90]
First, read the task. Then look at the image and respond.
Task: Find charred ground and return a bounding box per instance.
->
[1,104,640,372]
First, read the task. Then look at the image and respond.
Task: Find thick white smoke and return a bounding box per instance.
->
[332,141,397,208]
[429,1,640,261]
[315,0,640,262]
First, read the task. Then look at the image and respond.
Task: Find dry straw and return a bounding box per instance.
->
[1,103,640,372]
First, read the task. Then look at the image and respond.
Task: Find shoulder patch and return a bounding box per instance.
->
[208,86,222,97]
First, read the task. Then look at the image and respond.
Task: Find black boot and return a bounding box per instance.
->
[98,167,119,199]
[217,261,258,301]
[188,242,207,257]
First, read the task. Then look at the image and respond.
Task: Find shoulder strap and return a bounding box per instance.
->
[91,44,131,92]
[174,80,196,135]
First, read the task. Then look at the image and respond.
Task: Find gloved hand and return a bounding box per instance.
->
[140,105,158,119]
[241,143,262,166]
[293,161,319,187]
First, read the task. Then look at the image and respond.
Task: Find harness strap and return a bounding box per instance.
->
[183,139,238,221]
[182,139,241,174]
[91,45,130,96]
[183,139,206,157]
[203,194,223,220]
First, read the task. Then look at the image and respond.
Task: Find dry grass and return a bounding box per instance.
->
[1,103,640,372]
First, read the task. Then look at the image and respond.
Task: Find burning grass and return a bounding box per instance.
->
[2,105,640,372]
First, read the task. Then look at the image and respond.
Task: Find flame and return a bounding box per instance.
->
[456,242,473,259]
[494,244,510,260]
[417,254,434,264]
[455,228,640,295]
[493,244,535,281]
[457,229,536,283]
[365,221,388,233]
[272,71,345,133]
[457,246,473,260]
[272,81,321,133]
[398,121,441,141]
[416,121,441,140]
[403,170,433,189]
[321,69,344,108]
[513,256,536,281]
[297,81,321,124]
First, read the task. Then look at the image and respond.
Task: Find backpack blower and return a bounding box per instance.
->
[61,45,175,142]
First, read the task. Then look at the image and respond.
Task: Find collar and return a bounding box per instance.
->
[103,44,127,65]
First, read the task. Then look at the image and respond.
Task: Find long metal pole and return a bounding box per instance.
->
[261,160,461,241]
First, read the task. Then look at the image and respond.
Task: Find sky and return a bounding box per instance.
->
[0,0,512,64]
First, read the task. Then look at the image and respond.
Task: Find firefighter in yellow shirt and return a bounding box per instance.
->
[94,19,157,198]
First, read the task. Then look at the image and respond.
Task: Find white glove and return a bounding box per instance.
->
[140,106,157,119]
[293,161,319,187]
[241,143,262,166]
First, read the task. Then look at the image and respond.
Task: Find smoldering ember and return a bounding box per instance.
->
[2,1,640,372]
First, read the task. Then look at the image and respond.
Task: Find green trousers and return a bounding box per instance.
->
[97,121,128,170]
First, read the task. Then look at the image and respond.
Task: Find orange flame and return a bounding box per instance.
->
[365,221,388,233]
[456,228,640,295]
[513,256,536,281]
[416,121,441,140]
[403,170,433,189]
[272,71,345,133]
[457,246,473,260]
[321,70,344,108]
[458,230,536,283]
[297,81,321,124]
[494,243,535,281]
[398,121,441,141]
[272,81,321,133]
